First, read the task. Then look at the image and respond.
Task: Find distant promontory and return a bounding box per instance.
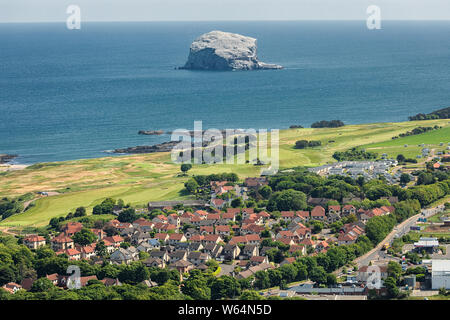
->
[180,31,283,71]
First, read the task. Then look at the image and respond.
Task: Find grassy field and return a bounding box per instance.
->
[1,119,449,228]
[360,125,450,159]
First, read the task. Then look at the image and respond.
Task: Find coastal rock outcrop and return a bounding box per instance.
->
[181,31,283,71]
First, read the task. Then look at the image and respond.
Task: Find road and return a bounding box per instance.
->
[333,204,446,276]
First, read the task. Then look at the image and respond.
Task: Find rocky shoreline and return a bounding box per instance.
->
[0,154,18,164]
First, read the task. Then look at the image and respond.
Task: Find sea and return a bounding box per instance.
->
[0,21,449,164]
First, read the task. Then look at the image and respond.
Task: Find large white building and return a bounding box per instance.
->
[431,260,450,290]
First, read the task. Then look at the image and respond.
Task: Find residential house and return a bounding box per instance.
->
[310,206,326,221]
[223,243,240,260]
[110,248,135,265]
[51,234,74,251]
[187,252,211,266]
[23,235,46,250]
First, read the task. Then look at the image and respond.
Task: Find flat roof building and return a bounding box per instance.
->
[432,260,450,290]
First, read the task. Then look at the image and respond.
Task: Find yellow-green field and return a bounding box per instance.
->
[0,119,448,228]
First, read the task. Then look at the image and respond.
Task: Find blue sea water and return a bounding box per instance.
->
[0,21,449,164]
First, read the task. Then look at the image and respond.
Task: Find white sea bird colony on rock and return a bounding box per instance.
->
[181,30,283,71]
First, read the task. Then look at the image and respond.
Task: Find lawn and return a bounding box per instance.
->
[1,119,449,228]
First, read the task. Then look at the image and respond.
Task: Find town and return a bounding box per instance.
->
[1,150,449,301]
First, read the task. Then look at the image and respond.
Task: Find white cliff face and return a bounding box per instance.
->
[181,31,283,71]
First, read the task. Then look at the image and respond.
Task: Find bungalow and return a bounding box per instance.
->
[310,206,326,221]
[23,235,46,250]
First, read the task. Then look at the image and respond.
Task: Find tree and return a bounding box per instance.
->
[95,240,108,258]
[231,198,243,208]
[180,164,192,174]
[267,189,307,211]
[30,278,54,292]
[118,208,138,223]
[240,290,264,300]
[259,185,272,199]
[253,271,271,290]
[396,154,406,163]
[181,270,211,300]
[184,179,199,194]
[72,228,97,246]
[384,276,399,298]
[210,276,241,300]
[400,173,411,185]
[73,207,86,217]
[118,262,150,285]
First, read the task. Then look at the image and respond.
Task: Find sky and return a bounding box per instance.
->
[1,0,450,23]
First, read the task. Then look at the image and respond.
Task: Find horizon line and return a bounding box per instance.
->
[1,19,450,24]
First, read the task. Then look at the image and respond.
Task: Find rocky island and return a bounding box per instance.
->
[180,31,283,71]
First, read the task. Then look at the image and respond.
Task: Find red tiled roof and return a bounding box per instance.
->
[311,206,326,217]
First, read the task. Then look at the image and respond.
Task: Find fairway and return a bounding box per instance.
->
[361,125,450,159]
[1,119,449,228]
